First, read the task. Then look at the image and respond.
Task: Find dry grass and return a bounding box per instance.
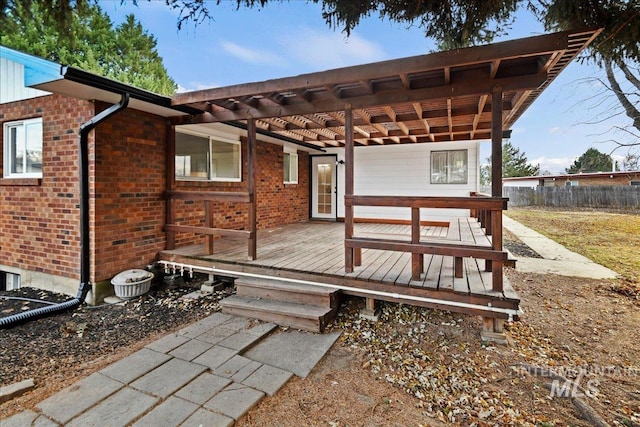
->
[505,207,640,283]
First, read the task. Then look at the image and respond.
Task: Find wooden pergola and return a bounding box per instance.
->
[165,29,599,321]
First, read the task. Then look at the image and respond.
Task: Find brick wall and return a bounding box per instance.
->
[172,137,310,247]
[551,175,640,187]
[92,104,168,282]
[0,94,93,281]
[1,95,311,288]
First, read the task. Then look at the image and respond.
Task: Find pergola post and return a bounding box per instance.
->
[491,85,503,197]
[489,85,503,291]
[344,106,356,272]
[247,118,258,260]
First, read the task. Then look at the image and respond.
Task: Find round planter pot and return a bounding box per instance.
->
[111,269,154,299]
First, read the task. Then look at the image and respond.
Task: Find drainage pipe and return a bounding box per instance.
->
[158,261,522,321]
[0,94,130,329]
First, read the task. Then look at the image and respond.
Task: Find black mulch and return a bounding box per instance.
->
[0,275,233,388]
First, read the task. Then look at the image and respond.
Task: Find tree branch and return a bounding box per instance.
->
[605,59,640,131]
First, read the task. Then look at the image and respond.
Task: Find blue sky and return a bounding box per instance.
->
[102,1,633,173]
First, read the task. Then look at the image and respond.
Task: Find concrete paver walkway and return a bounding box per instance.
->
[3,313,341,427]
[503,215,618,279]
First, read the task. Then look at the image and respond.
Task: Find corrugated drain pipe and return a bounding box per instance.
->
[0,93,130,329]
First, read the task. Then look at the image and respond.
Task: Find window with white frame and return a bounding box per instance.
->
[283,150,298,184]
[175,130,241,181]
[430,149,468,184]
[3,117,43,178]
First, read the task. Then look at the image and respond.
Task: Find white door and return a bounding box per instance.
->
[311,156,336,219]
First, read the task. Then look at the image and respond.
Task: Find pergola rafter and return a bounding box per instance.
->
[171,29,599,150]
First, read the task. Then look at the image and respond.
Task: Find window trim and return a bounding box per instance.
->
[283,151,299,184]
[3,117,43,179]
[175,128,242,182]
[430,149,468,185]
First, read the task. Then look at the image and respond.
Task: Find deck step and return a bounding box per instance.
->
[220,295,336,333]
[235,277,340,309]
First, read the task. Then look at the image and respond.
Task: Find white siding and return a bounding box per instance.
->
[503,179,539,188]
[324,140,481,222]
[0,57,50,104]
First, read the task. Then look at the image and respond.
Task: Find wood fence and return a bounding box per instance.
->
[503,186,640,208]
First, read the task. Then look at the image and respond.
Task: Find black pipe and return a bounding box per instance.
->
[0,93,130,329]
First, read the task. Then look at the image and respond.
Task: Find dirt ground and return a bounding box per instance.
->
[235,270,640,427]
[1,223,640,426]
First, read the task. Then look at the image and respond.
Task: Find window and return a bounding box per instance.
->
[430,149,467,184]
[3,117,43,178]
[565,180,579,187]
[175,130,241,181]
[1,272,21,291]
[283,151,298,184]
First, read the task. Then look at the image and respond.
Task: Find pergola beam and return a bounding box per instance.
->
[172,31,572,107]
[171,73,546,125]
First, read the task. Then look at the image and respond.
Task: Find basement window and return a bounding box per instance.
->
[1,271,21,291]
[175,130,241,182]
[283,151,298,184]
[430,149,468,184]
[3,117,43,179]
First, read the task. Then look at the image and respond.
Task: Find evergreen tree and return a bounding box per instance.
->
[566,148,615,174]
[0,1,176,95]
[481,141,540,185]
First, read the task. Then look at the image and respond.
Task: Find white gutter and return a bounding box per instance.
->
[158,261,522,321]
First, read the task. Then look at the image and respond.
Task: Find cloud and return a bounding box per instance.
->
[176,82,220,93]
[220,41,284,66]
[530,156,574,174]
[280,28,386,69]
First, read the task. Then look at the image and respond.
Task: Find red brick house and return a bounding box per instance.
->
[1,46,316,303]
[1,29,599,334]
[503,171,640,188]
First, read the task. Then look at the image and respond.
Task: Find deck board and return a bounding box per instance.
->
[159,220,520,316]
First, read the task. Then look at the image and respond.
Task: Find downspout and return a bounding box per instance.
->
[0,93,130,328]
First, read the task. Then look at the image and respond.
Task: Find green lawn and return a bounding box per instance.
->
[505,207,640,283]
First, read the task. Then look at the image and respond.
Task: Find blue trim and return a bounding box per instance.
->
[0,46,63,86]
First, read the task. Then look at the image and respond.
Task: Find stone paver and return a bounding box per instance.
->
[168,339,213,361]
[203,383,265,420]
[241,363,294,396]
[244,330,341,377]
[1,410,59,427]
[245,322,278,337]
[11,315,341,427]
[174,372,232,405]
[130,358,207,398]
[180,408,234,427]
[36,373,123,424]
[145,333,191,353]
[214,355,258,379]
[217,331,265,352]
[191,345,237,370]
[66,387,158,427]
[177,313,236,339]
[196,326,241,345]
[100,348,171,384]
[132,396,198,427]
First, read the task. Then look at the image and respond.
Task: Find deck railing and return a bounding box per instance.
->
[164,190,256,259]
[344,195,508,292]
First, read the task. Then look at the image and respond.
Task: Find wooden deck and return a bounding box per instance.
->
[159,219,521,319]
